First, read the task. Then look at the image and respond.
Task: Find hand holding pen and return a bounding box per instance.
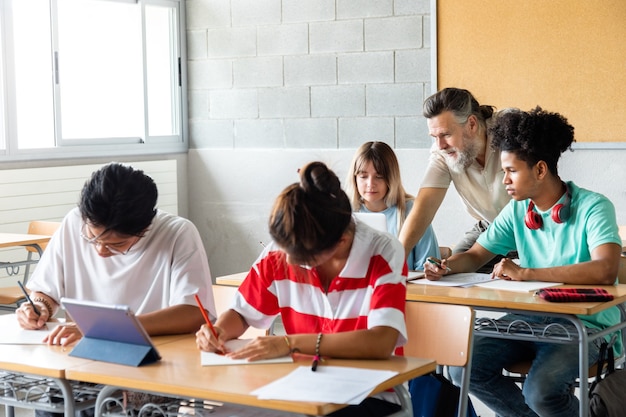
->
[18,281,40,315]
[194,294,226,354]
[16,283,49,330]
[424,257,451,281]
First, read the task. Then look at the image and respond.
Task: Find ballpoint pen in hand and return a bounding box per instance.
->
[427,257,452,273]
[194,294,219,340]
[17,281,40,316]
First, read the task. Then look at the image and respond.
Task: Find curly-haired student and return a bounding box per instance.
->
[424,107,622,417]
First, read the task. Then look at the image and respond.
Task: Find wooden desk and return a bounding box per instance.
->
[0,233,51,276]
[0,233,51,250]
[0,314,192,416]
[406,282,626,417]
[0,328,94,415]
[406,283,626,315]
[66,334,436,416]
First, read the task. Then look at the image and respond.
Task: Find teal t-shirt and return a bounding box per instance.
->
[477,181,623,353]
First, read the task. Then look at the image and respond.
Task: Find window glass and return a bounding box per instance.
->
[0,16,4,152]
[13,0,55,149]
[0,0,186,160]
[146,4,180,137]
[57,0,144,141]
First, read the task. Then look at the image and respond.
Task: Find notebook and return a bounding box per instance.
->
[354,212,387,232]
[409,272,493,287]
[61,297,161,366]
[201,338,293,366]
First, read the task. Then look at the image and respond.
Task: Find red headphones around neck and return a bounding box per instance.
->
[524,183,571,230]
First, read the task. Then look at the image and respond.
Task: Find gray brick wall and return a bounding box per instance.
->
[187,0,432,150]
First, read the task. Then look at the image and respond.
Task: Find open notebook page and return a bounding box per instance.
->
[0,314,64,344]
[409,273,493,287]
[201,338,293,366]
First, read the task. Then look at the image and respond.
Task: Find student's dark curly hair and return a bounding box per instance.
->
[269,161,353,265]
[490,106,575,176]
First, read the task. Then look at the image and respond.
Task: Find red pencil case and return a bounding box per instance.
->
[535,288,614,302]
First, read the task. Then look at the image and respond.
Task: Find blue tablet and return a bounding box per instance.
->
[61,297,161,366]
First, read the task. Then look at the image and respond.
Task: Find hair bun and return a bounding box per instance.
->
[300,162,342,197]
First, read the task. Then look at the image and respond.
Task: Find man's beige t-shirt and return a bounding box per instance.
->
[421,134,510,223]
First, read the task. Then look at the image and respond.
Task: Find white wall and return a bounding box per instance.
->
[4,1,622,284]
[185,0,436,278]
[184,1,626,279]
[188,148,626,279]
[186,0,433,149]
[0,154,189,217]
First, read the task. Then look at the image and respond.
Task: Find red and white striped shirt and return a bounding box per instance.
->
[232,222,408,348]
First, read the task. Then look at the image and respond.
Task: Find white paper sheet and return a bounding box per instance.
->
[201,338,293,366]
[251,365,398,405]
[407,270,425,281]
[409,272,494,287]
[0,313,62,344]
[475,280,562,293]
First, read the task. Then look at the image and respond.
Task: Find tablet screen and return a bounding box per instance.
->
[61,298,155,347]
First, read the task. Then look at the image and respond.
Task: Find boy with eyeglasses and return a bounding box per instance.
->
[17,162,215,346]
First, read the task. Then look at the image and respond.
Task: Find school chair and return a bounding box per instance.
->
[0,220,61,311]
[212,284,272,338]
[404,301,475,417]
[439,246,453,259]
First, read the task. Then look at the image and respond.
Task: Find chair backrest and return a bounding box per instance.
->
[212,284,268,338]
[439,246,452,259]
[26,220,61,253]
[404,302,474,367]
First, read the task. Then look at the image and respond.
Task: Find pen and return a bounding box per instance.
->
[194,294,219,340]
[17,281,40,316]
[312,355,320,372]
[427,257,452,272]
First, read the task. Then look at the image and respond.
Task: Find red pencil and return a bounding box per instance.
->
[194,294,219,340]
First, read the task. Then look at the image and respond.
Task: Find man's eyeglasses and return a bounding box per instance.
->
[80,223,139,255]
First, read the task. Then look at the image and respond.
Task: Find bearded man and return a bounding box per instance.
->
[399,88,512,272]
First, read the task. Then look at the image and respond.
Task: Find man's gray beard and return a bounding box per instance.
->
[448,152,473,174]
[447,135,479,174]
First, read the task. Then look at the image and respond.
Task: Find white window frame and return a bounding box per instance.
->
[0,0,188,162]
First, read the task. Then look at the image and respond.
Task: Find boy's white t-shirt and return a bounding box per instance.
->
[27,207,215,316]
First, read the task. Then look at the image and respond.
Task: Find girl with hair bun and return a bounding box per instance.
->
[197,161,408,417]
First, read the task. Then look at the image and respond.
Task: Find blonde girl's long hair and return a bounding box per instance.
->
[346,141,413,231]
